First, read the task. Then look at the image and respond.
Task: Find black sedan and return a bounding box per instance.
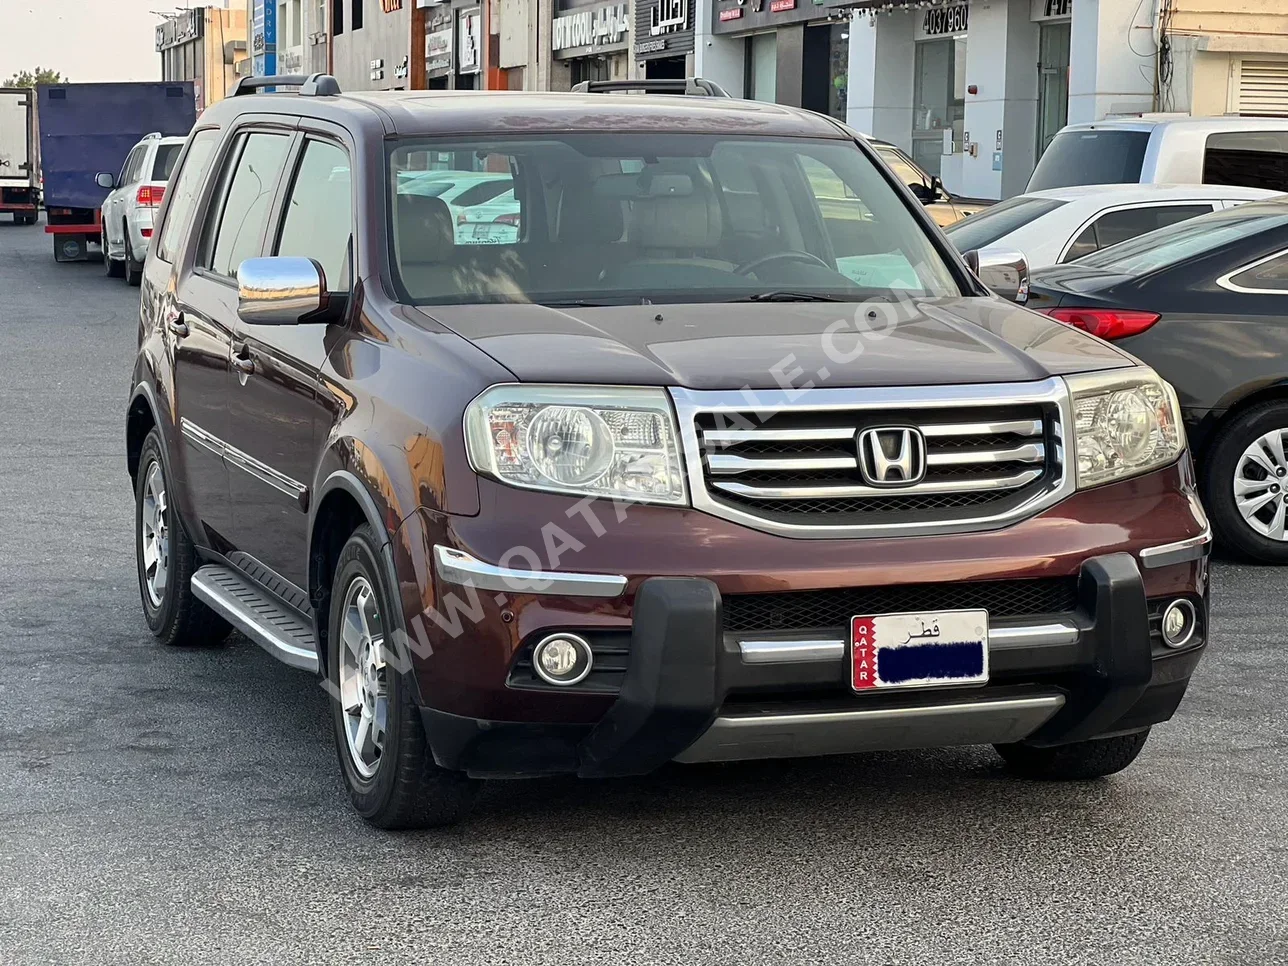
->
[1027,199,1288,563]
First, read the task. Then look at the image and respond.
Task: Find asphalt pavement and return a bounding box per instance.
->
[0,216,1285,966]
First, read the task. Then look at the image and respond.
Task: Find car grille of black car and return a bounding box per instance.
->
[723,577,1081,634]
[691,401,1061,531]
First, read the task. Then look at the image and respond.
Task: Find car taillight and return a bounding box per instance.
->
[457,211,468,225]
[136,184,165,207]
[493,213,520,225]
[1040,307,1161,341]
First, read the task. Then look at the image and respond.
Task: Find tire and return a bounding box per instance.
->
[135,428,231,648]
[1203,401,1288,563]
[994,729,1150,780]
[124,221,143,286]
[327,524,478,829]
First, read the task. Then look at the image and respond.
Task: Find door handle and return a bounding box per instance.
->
[165,310,189,338]
[232,346,256,377]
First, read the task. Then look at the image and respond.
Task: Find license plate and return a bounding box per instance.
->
[851,609,989,691]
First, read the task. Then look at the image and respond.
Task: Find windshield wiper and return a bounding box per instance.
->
[732,291,846,303]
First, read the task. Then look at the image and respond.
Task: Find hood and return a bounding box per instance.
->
[414,298,1136,391]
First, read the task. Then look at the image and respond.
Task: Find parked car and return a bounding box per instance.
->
[99,133,186,285]
[127,74,1209,829]
[1028,116,1288,194]
[862,133,989,227]
[1027,198,1288,562]
[453,188,520,245]
[946,184,1278,269]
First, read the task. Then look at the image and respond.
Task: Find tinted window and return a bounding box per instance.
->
[876,146,929,190]
[945,196,1066,251]
[1062,204,1214,262]
[156,130,221,263]
[1077,205,1288,277]
[275,140,352,292]
[1203,131,1288,191]
[152,143,183,181]
[1027,130,1150,190]
[208,132,292,278]
[1228,252,1288,292]
[390,134,961,305]
[120,146,144,185]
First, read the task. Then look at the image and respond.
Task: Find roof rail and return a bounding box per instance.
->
[570,77,731,97]
[231,73,342,97]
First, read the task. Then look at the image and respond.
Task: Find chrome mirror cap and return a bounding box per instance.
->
[964,247,1030,305]
[236,257,327,326]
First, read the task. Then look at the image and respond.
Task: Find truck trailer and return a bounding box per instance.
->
[38,81,194,262]
[0,87,39,224]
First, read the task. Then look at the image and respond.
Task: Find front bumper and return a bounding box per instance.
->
[420,552,1208,778]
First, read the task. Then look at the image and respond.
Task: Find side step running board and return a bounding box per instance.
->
[191,565,320,673]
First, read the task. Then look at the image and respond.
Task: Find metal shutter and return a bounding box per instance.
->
[1237,60,1288,117]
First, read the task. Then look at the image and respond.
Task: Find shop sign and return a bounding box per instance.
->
[636,0,694,56]
[770,0,796,11]
[251,0,277,76]
[425,27,453,75]
[649,0,688,34]
[381,0,403,11]
[458,7,482,73]
[918,2,968,38]
[552,2,630,55]
[1031,0,1072,21]
[718,7,742,20]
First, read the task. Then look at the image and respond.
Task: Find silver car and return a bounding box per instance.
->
[99,133,186,286]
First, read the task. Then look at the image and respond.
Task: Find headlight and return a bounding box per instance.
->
[464,385,688,505]
[1065,369,1185,488]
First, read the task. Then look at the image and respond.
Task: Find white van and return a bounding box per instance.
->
[1027,116,1288,193]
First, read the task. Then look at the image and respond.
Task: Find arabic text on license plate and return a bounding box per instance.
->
[851,609,988,691]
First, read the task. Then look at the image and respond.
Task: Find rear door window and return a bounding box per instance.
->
[205,132,293,279]
[944,196,1066,252]
[452,179,512,207]
[1203,131,1288,190]
[1062,204,1215,262]
[156,130,221,263]
[1027,130,1150,190]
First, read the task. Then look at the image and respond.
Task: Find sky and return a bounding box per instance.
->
[0,0,199,84]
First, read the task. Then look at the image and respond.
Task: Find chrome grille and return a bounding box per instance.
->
[671,381,1074,538]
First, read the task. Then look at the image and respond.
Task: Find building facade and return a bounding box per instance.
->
[1164,1,1288,117]
[241,0,330,83]
[157,6,250,111]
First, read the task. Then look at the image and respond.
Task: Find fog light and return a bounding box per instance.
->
[1161,599,1197,649]
[532,633,593,686]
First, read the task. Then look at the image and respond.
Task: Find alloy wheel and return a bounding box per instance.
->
[140,460,170,606]
[338,576,388,779]
[1233,428,1288,541]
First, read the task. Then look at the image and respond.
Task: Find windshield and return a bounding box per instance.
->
[1028,130,1150,191]
[388,134,962,305]
[1075,205,1288,276]
[945,196,1067,251]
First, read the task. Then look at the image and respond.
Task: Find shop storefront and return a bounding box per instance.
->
[710,0,849,118]
[423,3,454,89]
[910,2,968,176]
[456,5,483,89]
[635,0,693,80]
[552,0,632,86]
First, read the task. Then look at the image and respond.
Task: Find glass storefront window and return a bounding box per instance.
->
[749,33,777,103]
[827,23,848,121]
[912,36,966,176]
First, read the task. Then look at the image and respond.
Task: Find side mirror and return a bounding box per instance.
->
[930,175,946,199]
[964,248,1030,305]
[908,182,935,205]
[237,257,328,325]
[95,172,116,190]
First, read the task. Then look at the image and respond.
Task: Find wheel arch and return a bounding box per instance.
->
[127,383,161,482]
[1198,380,1288,460]
[308,470,403,681]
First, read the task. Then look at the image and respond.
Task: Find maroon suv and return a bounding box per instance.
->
[126,74,1210,828]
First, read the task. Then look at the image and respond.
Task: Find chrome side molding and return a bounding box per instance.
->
[433,545,628,598]
[1139,528,1212,569]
